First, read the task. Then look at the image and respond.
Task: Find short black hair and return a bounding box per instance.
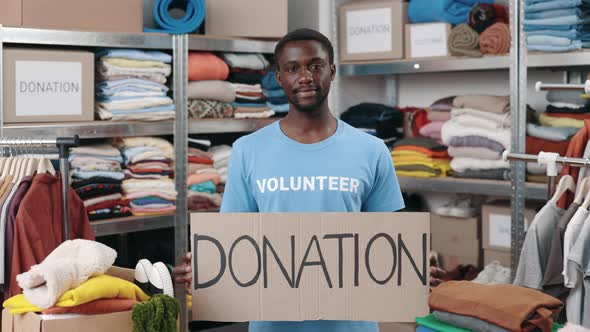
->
[274,28,334,67]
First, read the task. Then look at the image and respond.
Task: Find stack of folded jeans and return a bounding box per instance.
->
[525,0,590,52]
[95,49,175,121]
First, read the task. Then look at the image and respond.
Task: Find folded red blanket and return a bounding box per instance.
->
[42,299,138,315]
[480,23,510,55]
[188,52,229,81]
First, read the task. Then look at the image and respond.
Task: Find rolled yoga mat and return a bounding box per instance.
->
[144,0,205,34]
[448,24,482,57]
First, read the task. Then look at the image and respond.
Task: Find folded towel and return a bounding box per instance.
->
[451,107,511,127]
[450,135,505,153]
[261,70,281,90]
[480,23,510,55]
[430,96,456,112]
[97,61,170,77]
[114,137,174,159]
[16,240,117,309]
[188,52,229,81]
[451,157,510,172]
[453,95,510,113]
[448,24,482,57]
[527,123,579,141]
[96,49,172,63]
[234,109,275,119]
[428,110,453,122]
[220,53,269,70]
[71,145,121,158]
[525,0,584,13]
[442,121,511,149]
[408,0,495,25]
[448,146,502,160]
[434,311,511,332]
[228,70,265,85]
[102,58,168,69]
[186,80,235,102]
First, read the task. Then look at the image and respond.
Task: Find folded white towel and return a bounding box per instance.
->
[451,108,511,129]
[17,239,117,309]
[441,120,511,149]
[450,157,510,172]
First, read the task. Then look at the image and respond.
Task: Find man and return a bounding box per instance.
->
[175,28,445,332]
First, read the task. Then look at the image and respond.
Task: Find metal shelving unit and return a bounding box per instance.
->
[91,214,175,237]
[2,118,278,138]
[339,51,590,76]
[398,177,547,200]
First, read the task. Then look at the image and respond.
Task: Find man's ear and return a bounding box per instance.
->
[330,64,336,81]
[275,69,284,88]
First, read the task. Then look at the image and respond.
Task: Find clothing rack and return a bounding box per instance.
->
[503,151,590,200]
[0,136,80,239]
[535,81,590,93]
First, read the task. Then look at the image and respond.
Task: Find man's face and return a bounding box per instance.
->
[276,40,336,113]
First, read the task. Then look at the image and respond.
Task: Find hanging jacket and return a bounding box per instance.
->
[558,120,590,208]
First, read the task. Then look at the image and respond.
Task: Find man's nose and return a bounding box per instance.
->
[297,69,313,84]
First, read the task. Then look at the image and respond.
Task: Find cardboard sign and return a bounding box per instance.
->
[190,212,430,322]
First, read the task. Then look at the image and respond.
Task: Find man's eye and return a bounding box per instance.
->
[310,64,322,71]
[287,67,297,73]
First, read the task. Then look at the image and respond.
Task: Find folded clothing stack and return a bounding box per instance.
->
[186,53,235,119]
[95,49,174,121]
[187,144,221,211]
[220,52,274,119]
[261,70,288,115]
[391,138,451,178]
[115,137,177,216]
[409,0,495,25]
[341,103,404,142]
[70,144,130,221]
[442,95,511,180]
[525,0,590,52]
[416,281,563,332]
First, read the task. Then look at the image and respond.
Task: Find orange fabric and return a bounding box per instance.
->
[188,52,229,81]
[558,120,590,208]
[189,156,214,165]
[188,173,221,186]
[429,281,563,332]
[42,299,137,315]
[393,146,449,158]
[9,173,94,298]
[526,136,569,156]
[480,23,510,55]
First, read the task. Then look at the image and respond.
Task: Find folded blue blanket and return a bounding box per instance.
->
[68,154,123,163]
[132,196,174,206]
[96,78,169,90]
[525,15,590,26]
[261,71,281,90]
[232,102,267,108]
[110,104,176,115]
[526,0,586,13]
[97,86,168,97]
[73,170,126,181]
[525,24,590,31]
[527,35,580,46]
[263,88,286,98]
[528,42,582,51]
[97,95,171,102]
[96,49,172,63]
[526,8,586,19]
[266,102,289,113]
[526,29,582,38]
[409,0,494,24]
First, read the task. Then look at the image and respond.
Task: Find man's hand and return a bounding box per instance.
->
[429,266,447,287]
[173,252,193,295]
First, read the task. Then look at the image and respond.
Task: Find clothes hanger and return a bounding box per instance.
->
[574,177,590,205]
[551,175,576,205]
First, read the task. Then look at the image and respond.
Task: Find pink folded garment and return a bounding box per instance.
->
[419,121,445,139]
[188,173,221,186]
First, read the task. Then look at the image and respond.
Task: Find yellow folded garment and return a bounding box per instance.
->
[3,275,149,314]
[392,155,451,164]
[391,150,429,158]
[539,112,584,128]
[103,57,169,68]
[396,170,440,178]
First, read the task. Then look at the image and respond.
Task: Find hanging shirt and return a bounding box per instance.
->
[514,201,566,290]
[221,119,404,332]
[565,212,590,326]
[8,172,94,298]
[563,207,590,287]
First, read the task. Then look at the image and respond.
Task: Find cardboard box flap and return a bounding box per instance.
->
[13,312,42,332]
[40,311,132,332]
[191,212,430,322]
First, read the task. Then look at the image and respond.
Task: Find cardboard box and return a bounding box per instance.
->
[482,203,537,252]
[405,23,451,59]
[2,267,134,332]
[431,214,481,269]
[339,1,408,62]
[380,322,417,332]
[3,48,94,124]
[190,212,430,322]
[484,249,511,267]
[22,0,142,32]
[204,0,288,38]
[0,0,22,27]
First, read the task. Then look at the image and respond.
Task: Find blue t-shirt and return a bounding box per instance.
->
[220,119,405,332]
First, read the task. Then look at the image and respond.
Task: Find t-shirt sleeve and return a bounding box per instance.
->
[361,143,405,212]
[220,142,258,213]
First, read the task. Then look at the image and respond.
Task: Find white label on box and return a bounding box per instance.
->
[489,213,530,248]
[15,61,82,116]
[410,24,449,58]
[346,8,392,54]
